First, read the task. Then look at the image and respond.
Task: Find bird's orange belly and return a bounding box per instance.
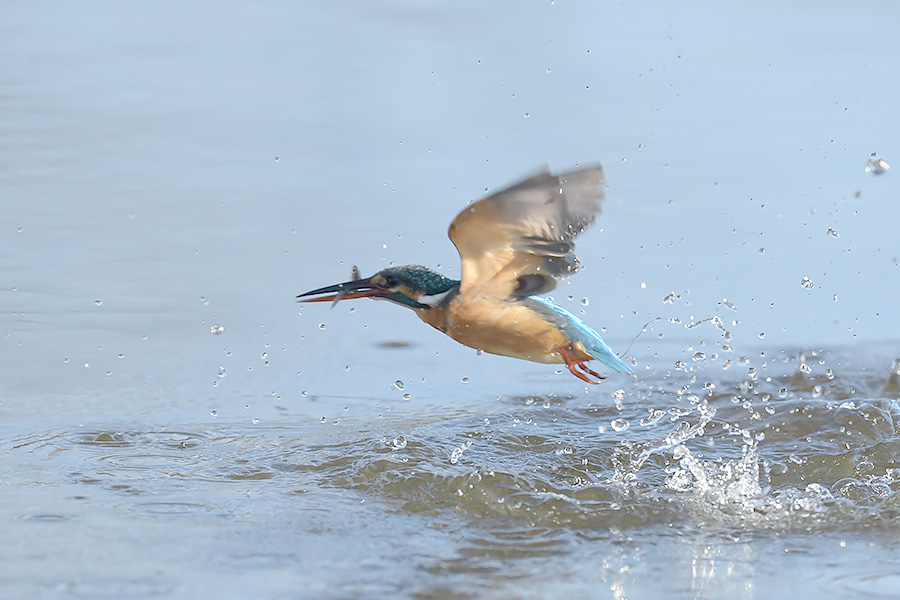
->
[427,299,580,364]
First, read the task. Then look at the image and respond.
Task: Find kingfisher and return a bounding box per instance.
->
[297,166,633,384]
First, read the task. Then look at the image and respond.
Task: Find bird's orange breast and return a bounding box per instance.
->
[414,296,586,364]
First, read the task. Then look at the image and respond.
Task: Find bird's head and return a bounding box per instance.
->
[297,265,459,310]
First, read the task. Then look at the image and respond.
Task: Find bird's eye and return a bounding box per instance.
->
[384,275,400,287]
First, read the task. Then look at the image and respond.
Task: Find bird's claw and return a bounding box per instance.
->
[559,347,605,385]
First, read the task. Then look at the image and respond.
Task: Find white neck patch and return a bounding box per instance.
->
[417,289,451,307]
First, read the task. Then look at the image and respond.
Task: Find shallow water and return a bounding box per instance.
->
[3,1,900,599]
[5,350,900,598]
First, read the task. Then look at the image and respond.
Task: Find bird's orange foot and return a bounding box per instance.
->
[559,347,606,384]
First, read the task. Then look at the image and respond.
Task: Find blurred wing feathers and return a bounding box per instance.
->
[448,166,605,299]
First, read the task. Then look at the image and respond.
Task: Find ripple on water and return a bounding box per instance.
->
[69,429,210,450]
[97,452,198,471]
[10,426,285,496]
[65,429,215,483]
[127,501,214,516]
[827,551,900,598]
[17,513,75,522]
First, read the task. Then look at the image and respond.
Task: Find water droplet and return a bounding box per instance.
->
[403,393,411,400]
[320,416,327,423]
[865,152,890,175]
[200,296,209,306]
[217,367,227,378]
[317,323,327,330]
[394,379,406,390]
[391,435,408,449]
[476,348,484,356]
[94,299,103,306]
[581,297,589,306]
[758,332,766,339]
[210,325,224,335]
[63,357,70,364]
[779,387,788,398]
[83,362,91,368]
[692,352,706,361]
[612,388,626,401]
[827,227,840,238]
[826,368,835,380]
[210,410,218,418]
[524,112,531,118]
[460,377,469,384]
[800,276,814,289]
[610,418,630,432]
[662,291,678,304]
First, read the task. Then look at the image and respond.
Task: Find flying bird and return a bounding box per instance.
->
[297,166,632,383]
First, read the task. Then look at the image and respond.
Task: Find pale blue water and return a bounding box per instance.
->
[2,2,900,598]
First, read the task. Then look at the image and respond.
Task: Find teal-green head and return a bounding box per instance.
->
[297,265,459,310]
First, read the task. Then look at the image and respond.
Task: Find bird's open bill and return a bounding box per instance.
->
[296,278,384,308]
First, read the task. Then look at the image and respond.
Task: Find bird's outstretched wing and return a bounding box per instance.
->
[448,166,605,300]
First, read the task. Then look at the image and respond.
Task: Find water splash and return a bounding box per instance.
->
[865,152,890,175]
[612,397,717,484]
[450,440,473,465]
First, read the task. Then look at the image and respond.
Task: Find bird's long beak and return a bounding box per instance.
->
[296,277,385,308]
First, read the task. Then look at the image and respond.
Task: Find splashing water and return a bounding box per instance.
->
[865,152,890,175]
